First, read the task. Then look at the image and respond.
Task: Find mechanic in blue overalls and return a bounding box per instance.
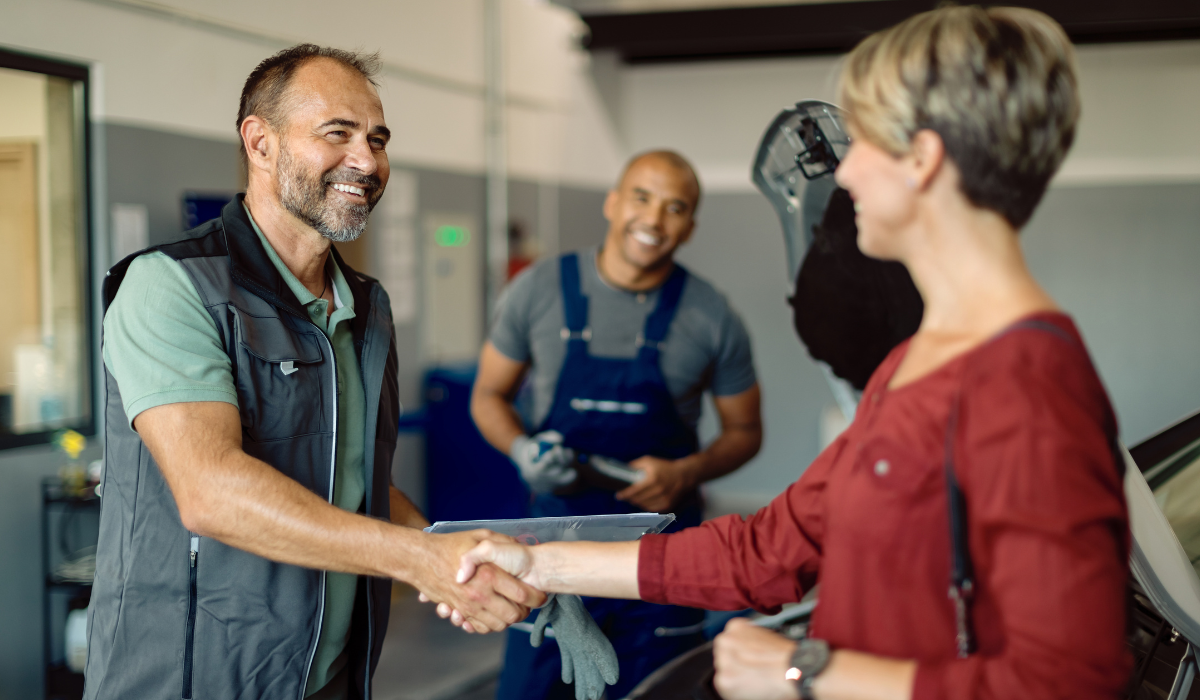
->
[471,150,763,700]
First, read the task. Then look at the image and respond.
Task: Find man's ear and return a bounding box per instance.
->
[908,129,945,191]
[602,189,619,223]
[240,116,274,172]
[678,217,696,247]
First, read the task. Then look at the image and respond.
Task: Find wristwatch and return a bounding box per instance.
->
[784,638,830,700]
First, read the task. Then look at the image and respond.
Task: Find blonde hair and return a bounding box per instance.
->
[838,6,1079,227]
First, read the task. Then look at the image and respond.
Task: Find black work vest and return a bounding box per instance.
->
[87,196,399,700]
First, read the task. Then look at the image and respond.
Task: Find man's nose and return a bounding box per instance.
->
[343,136,377,174]
[645,203,666,229]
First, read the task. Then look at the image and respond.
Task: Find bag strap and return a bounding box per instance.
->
[943,317,1093,658]
[944,393,974,658]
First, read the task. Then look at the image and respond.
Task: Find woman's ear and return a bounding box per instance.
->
[908,129,946,191]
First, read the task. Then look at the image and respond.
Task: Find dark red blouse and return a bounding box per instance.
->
[639,313,1131,699]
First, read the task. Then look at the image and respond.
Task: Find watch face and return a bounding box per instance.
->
[795,646,822,666]
[791,638,830,676]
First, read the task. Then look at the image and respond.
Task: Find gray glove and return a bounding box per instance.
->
[509,430,577,494]
[530,594,619,700]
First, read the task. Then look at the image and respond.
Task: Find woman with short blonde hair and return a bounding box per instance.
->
[450,7,1132,699]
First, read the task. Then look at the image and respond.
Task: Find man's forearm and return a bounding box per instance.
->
[185,447,430,580]
[391,485,430,529]
[678,423,762,487]
[470,389,527,455]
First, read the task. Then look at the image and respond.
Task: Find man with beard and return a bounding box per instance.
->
[89,45,542,700]
[470,151,763,700]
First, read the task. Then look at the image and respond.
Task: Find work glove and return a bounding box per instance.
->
[530,593,619,700]
[509,430,578,494]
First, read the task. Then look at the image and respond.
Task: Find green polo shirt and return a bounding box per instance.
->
[102,206,367,699]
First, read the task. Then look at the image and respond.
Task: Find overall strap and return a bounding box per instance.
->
[640,264,689,348]
[559,254,591,341]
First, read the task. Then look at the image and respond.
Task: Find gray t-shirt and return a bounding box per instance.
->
[490,247,757,431]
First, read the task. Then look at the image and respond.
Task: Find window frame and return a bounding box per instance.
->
[0,46,96,450]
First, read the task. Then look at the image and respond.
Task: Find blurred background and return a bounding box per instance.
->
[0,1,1198,698]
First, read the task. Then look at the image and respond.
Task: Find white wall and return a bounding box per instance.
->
[0,0,627,187]
[617,40,1200,191]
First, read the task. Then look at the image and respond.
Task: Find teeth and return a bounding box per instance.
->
[631,230,661,247]
[333,183,366,196]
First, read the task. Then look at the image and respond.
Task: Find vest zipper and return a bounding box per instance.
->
[299,329,338,700]
[183,535,199,700]
[364,587,373,700]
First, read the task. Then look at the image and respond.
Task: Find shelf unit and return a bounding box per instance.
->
[41,479,100,700]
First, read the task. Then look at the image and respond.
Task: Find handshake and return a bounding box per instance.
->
[412,530,619,700]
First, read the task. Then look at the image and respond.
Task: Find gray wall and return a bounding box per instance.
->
[104,122,242,246]
[676,183,1200,508]
[1024,183,1200,444]
[676,193,834,508]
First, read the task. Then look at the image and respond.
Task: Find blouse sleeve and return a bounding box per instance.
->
[912,340,1132,699]
[637,436,843,613]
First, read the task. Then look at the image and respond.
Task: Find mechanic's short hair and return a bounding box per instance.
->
[236,44,381,167]
[618,150,703,214]
[838,6,1079,228]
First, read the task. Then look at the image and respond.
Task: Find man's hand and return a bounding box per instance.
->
[411,530,546,634]
[713,618,800,700]
[616,456,695,512]
[423,537,541,633]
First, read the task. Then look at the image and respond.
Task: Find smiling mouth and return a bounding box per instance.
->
[630,230,663,247]
[331,183,367,197]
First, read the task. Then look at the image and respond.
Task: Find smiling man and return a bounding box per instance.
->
[88,45,542,700]
[471,151,763,700]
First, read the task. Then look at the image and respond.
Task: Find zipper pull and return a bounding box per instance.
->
[190,536,199,567]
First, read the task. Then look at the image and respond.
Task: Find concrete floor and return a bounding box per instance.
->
[373,586,506,700]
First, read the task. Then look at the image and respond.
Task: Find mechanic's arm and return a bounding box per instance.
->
[470,341,529,454]
[135,400,543,632]
[390,485,430,529]
[618,383,762,512]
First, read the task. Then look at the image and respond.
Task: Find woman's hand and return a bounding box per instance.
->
[457,538,540,588]
[713,618,800,700]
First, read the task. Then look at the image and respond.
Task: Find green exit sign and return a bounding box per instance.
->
[434,225,471,247]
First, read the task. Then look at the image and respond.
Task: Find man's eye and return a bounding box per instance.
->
[370,139,387,150]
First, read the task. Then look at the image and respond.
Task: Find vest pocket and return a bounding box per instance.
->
[183,535,199,700]
[233,311,326,442]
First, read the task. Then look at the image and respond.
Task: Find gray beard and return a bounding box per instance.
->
[277,147,379,243]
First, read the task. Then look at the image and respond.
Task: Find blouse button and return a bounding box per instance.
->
[874,459,890,476]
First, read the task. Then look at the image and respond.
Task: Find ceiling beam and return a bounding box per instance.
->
[580,0,1200,63]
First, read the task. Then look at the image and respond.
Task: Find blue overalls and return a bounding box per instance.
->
[497,253,707,700]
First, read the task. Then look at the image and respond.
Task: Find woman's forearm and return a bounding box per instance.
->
[530,540,642,599]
